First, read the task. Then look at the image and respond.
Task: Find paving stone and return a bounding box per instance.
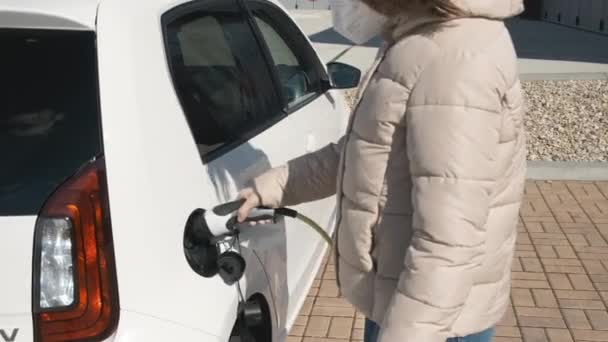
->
[290,325,306,337]
[521,327,549,342]
[513,258,524,272]
[537,246,558,258]
[542,259,582,269]
[532,289,559,308]
[596,282,608,291]
[571,329,608,341]
[311,306,355,317]
[512,280,551,289]
[328,317,353,339]
[516,307,563,318]
[305,316,331,337]
[315,297,353,308]
[554,245,577,259]
[519,233,533,245]
[531,233,567,240]
[559,222,597,230]
[534,239,572,246]
[543,265,586,274]
[547,273,573,290]
[573,246,608,254]
[512,288,535,307]
[523,258,545,272]
[526,222,546,233]
[513,272,548,281]
[495,326,522,337]
[295,315,309,326]
[590,274,608,283]
[518,316,566,329]
[351,328,363,340]
[542,222,562,233]
[555,290,600,300]
[566,234,590,246]
[545,328,574,342]
[323,271,336,280]
[353,318,364,329]
[578,253,608,261]
[558,299,606,310]
[518,251,540,258]
[586,309,608,330]
[499,306,518,327]
[301,297,314,316]
[581,259,608,274]
[585,232,608,247]
[518,244,537,252]
[562,309,592,330]
[568,274,595,290]
[318,280,340,297]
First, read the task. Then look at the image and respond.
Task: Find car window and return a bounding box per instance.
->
[248,2,326,110]
[163,2,282,159]
[0,30,101,216]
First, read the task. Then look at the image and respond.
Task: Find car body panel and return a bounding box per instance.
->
[0,217,36,315]
[0,217,37,341]
[100,310,224,342]
[0,0,98,30]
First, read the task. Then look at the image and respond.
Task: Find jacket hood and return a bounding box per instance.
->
[452,0,524,19]
[373,0,524,43]
[363,0,524,21]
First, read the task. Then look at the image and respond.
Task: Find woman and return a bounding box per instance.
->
[238,0,527,341]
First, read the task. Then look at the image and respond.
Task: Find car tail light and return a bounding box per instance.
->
[33,157,119,342]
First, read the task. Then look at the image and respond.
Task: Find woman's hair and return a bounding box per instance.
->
[361,0,466,18]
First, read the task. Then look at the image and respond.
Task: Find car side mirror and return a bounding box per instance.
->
[327,62,361,89]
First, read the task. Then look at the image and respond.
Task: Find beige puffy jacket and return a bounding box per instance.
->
[253,0,527,340]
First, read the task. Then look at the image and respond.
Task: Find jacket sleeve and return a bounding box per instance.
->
[378,69,502,340]
[251,136,344,208]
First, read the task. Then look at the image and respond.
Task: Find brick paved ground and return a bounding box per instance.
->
[288,181,608,342]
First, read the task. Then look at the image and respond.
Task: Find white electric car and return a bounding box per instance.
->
[0,0,360,341]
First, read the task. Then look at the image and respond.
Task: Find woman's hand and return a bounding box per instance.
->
[236,188,273,225]
[237,188,260,222]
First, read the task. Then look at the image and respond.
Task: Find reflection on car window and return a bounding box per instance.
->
[0,31,101,216]
[254,15,319,107]
[164,6,281,158]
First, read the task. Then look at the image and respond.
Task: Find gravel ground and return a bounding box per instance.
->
[343,80,608,162]
[523,80,607,162]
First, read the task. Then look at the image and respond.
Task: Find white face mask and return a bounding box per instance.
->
[331,0,388,45]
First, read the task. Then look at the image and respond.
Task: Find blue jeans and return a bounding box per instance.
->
[364,319,494,342]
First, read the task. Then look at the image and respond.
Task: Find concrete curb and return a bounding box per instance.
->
[527,161,608,180]
[520,73,608,81]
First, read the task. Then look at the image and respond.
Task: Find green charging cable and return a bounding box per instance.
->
[274,207,333,246]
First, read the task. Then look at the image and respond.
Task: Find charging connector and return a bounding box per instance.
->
[183,199,332,280]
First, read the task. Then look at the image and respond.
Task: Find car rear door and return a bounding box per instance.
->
[160,0,348,333]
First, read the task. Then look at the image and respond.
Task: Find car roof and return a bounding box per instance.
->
[0,0,288,31]
[0,0,100,30]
